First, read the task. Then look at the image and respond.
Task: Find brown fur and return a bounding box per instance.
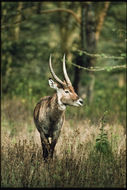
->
[34,79,83,161]
[34,94,65,161]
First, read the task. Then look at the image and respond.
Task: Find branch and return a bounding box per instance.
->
[2,8,81,29]
[69,62,126,72]
[40,8,81,24]
[76,50,126,60]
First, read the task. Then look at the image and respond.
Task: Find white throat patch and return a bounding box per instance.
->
[56,89,66,111]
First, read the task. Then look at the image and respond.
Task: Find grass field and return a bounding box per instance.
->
[1,98,126,188]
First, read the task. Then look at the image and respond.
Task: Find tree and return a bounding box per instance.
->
[73,2,97,104]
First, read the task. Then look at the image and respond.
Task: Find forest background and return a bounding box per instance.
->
[1,2,126,188]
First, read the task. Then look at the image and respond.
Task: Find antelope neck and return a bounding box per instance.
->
[57,89,67,111]
[52,93,66,111]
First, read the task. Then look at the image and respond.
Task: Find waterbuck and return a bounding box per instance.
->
[33,55,83,161]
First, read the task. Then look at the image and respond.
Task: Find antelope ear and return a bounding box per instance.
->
[48,78,58,89]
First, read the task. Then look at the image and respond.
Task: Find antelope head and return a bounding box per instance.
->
[49,54,83,110]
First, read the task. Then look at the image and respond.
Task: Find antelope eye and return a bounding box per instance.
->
[65,90,69,94]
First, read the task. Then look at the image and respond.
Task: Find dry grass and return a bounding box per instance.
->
[1,98,126,188]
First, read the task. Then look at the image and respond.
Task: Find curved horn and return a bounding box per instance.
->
[49,55,64,85]
[63,54,72,85]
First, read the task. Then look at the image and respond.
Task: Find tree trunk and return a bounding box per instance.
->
[73,3,86,93]
[14,2,23,41]
[36,2,42,14]
[73,55,83,93]
[73,3,96,103]
[95,2,110,42]
[85,3,96,104]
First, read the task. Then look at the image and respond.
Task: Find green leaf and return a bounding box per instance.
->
[106,67,112,72]
[79,51,83,56]
[120,53,126,57]
[96,138,101,142]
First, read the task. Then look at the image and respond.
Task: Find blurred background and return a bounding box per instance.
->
[1,2,126,131]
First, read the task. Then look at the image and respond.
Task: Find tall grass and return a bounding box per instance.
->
[1,98,126,188]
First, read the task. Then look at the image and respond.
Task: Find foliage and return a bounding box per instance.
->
[1,2,126,126]
[95,111,112,155]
